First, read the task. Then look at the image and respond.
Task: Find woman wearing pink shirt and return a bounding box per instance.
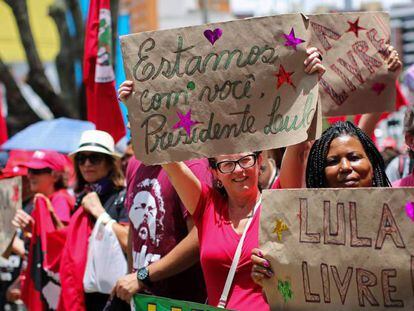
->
[117,47,323,310]
[158,48,324,310]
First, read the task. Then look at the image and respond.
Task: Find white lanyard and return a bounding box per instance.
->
[217,197,262,308]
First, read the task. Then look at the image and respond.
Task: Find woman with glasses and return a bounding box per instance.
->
[118,47,324,310]
[69,129,129,310]
[161,152,265,310]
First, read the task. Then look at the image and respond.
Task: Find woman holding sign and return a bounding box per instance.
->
[250,120,392,287]
[118,48,323,310]
[251,46,401,289]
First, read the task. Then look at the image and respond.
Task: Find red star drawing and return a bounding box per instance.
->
[346,17,365,37]
[371,82,386,95]
[274,65,295,89]
[172,109,201,136]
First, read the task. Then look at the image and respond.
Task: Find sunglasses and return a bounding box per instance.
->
[75,153,107,165]
[28,168,52,175]
[213,154,257,174]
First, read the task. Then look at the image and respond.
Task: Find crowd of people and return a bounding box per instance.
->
[0,42,412,311]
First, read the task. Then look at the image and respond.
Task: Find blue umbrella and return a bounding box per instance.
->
[2,118,95,153]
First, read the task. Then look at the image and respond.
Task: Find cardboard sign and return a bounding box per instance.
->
[308,12,397,116]
[121,14,321,164]
[133,294,228,311]
[0,177,22,257]
[259,188,414,310]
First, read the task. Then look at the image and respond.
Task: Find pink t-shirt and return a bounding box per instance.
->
[193,185,269,311]
[270,177,281,189]
[49,189,74,223]
[392,173,414,187]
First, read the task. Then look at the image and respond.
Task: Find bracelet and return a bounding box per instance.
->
[97,212,113,226]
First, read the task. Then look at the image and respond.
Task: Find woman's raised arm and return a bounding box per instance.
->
[161,162,202,215]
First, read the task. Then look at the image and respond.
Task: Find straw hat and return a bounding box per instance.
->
[70,130,121,158]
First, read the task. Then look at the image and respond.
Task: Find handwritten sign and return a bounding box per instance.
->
[259,188,414,310]
[121,14,320,164]
[0,177,22,257]
[308,12,397,116]
[133,294,227,311]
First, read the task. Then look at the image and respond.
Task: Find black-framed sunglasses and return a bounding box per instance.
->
[75,153,106,165]
[28,168,52,175]
[213,154,258,174]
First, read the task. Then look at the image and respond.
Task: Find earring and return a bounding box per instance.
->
[216,180,223,188]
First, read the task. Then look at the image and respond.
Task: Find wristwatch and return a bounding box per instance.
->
[137,267,152,288]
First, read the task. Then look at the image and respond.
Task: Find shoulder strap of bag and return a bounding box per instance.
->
[217,197,262,308]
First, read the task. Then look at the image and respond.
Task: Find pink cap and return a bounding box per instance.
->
[0,150,33,179]
[21,150,67,172]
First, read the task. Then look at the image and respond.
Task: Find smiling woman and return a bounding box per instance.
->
[306,121,390,188]
[324,135,374,188]
[117,46,325,311]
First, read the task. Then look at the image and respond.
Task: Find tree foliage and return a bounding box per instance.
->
[0,0,119,136]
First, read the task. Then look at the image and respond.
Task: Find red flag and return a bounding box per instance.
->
[327,116,346,125]
[83,0,125,142]
[0,88,8,144]
[21,196,67,311]
[58,208,93,311]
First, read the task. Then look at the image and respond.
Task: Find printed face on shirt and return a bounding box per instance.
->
[324,135,373,188]
[213,152,262,196]
[129,178,166,247]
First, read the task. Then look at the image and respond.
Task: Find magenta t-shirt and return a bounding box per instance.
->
[49,189,74,224]
[125,157,211,302]
[392,173,414,187]
[193,185,270,311]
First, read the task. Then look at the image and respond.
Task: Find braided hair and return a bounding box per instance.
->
[306,121,390,188]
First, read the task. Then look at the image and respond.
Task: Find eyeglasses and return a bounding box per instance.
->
[28,168,52,175]
[75,153,106,165]
[213,154,257,174]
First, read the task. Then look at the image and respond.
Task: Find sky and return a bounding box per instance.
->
[230,0,413,16]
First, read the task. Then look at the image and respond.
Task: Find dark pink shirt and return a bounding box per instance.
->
[49,189,74,224]
[193,185,270,311]
[392,173,414,187]
[125,158,211,302]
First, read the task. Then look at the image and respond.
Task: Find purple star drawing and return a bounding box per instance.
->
[406,202,414,222]
[371,82,386,95]
[172,109,201,136]
[283,28,305,51]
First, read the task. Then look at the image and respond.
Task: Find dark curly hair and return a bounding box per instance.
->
[306,121,390,188]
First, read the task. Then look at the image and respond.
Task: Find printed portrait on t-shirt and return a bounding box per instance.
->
[129,178,165,247]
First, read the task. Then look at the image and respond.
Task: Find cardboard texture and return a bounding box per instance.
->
[121,14,320,164]
[121,12,396,164]
[308,12,397,116]
[0,177,22,257]
[259,188,414,310]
